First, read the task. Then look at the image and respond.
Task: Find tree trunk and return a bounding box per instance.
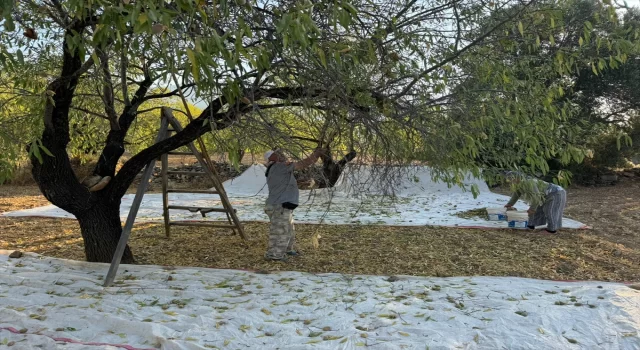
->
[318,150,357,188]
[76,201,134,264]
[237,149,245,163]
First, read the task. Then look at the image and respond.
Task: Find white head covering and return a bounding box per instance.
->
[264,150,275,162]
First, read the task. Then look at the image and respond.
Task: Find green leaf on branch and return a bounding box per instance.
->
[16,50,24,65]
[3,16,15,31]
[342,2,358,15]
[518,21,524,36]
[317,47,327,68]
[186,48,199,82]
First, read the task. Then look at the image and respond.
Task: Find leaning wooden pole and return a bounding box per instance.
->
[103,117,169,287]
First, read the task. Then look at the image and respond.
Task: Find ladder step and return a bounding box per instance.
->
[168,205,233,218]
[166,171,207,176]
[167,189,220,194]
[167,151,195,156]
[168,205,234,213]
[170,222,238,229]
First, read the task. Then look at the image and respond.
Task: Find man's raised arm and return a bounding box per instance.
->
[294,148,324,170]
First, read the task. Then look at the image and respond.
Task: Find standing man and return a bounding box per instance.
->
[263,148,324,261]
[504,172,567,233]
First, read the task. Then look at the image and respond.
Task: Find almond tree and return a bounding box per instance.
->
[0,0,631,262]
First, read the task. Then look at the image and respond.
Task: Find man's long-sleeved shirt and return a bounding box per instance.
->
[506,180,564,210]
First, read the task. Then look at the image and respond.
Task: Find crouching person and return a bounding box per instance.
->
[263,148,324,261]
[504,172,567,234]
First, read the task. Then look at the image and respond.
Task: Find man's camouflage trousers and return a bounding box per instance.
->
[264,205,295,259]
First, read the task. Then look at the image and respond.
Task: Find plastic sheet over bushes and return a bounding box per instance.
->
[1,165,587,229]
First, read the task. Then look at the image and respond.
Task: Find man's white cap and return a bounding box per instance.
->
[264,150,275,162]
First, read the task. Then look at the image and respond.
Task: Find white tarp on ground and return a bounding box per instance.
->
[1,251,639,349]
[0,165,587,229]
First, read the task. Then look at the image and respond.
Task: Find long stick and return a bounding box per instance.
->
[103,117,169,287]
[161,147,170,237]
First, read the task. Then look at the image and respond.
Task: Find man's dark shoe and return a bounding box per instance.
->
[265,255,288,262]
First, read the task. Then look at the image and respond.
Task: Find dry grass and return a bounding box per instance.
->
[2,181,640,282]
[0,185,51,212]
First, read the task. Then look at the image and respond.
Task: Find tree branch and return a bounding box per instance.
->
[395,0,536,99]
[47,0,69,25]
[141,83,197,102]
[121,40,131,106]
[108,86,319,198]
[97,48,119,130]
[136,106,164,115]
[25,0,65,27]
[32,24,94,214]
[70,106,109,120]
[452,1,462,51]
[290,135,321,143]
[108,103,230,199]
[43,23,90,142]
[91,68,156,178]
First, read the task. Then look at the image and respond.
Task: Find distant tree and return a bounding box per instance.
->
[447,0,640,180]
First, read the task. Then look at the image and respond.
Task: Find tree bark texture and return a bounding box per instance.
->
[318,150,357,188]
[76,201,134,263]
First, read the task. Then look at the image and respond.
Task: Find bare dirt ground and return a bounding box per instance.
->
[1,179,640,282]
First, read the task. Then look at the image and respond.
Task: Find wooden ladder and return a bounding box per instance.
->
[103,107,247,287]
[159,107,247,240]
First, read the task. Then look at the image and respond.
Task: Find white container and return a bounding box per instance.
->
[507,211,529,228]
[486,207,507,221]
